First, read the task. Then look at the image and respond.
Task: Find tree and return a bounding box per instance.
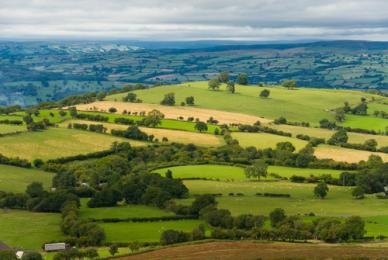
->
[26,182,45,198]
[108,107,117,113]
[227,81,235,93]
[237,73,248,85]
[190,194,217,215]
[343,216,365,240]
[335,108,346,122]
[194,121,208,132]
[129,241,141,252]
[260,89,270,98]
[123,93,138,102]
[327,129,348,145]
[364,139,377,151]
[218,71,229,83]
[21,252,43,260]
[59,110,67,117]
[84,248,99,259]
[69,107,78,118]
[165,169,173,179]
[109,244,118,256]
[276,142,295,152]
[282,80,297,89]
[96,92,106,101]
[352,186,365,199]
[160,92,176,106]
[186,96,195,105]
[314,182,329,199]
[244,160,268,180]
[143,109,164,127]
[33,158,44,168]
[269,208,286,227]
[208,78,220,90]
[160,230,190,245]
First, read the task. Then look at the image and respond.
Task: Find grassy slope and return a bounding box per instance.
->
[0,128,145,160]
[101,220,205,243]
[0,164,53,193]
[341,114,388,132]
[0,124,26,134]
[180,180,388,217]
[79,199,174,219]
[153,165,345,181]
[107,81,384,125]
[0,210,64,249]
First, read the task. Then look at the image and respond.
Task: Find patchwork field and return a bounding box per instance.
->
[341,114,388,132]
[0,164,53,193]
[61,120,224,147]
[232,132,308,151]
[75,100,270,125]
[101,220,205,243]
[0,210,64,250]
[315,145,388,163]
[107,81,385,125]
[0,128,145,160]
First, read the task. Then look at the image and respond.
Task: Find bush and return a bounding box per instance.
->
[160,229,190,245]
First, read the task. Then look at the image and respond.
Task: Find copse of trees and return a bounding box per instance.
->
[123,93,142,103]
[185,96,195,105]
[237,73,248,85]
[111,126,152,141]
[160,92,176,106]
[282,80,297,90]
[218,71,229,83]
[208,78,221,90]
[244,160,268,180]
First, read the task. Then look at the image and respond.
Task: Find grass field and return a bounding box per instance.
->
[0,164,53,193]
[79,199,174,220]
[341,114,388,132]
[232,132,308,151]
[272,124,388,147]
[315,144,388,163]
[0,124,26,134]
[153,165,345,181]
[100,220,205,243]
[0,128,145,160]
[61,120,224,147]
[106,81,385,125]
[0,210,64,249]
[179,180,388,218]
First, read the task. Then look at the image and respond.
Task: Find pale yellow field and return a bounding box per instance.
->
[75,101,270,125]
[272,124,388,148]
[315,145,388,163]
[61,120,224,147]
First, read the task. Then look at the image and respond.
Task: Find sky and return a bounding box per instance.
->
[1,0,388,41]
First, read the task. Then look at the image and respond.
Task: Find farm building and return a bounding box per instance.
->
[44,242,66,252]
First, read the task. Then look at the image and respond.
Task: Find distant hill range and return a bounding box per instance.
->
[0,40,388,106]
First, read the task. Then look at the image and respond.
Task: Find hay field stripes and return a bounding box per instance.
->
[60,120,224,147]
[75,101,270,125]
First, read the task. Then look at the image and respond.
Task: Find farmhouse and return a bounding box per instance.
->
[44,242,66,252]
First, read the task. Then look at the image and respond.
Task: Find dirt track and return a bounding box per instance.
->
[117,241,388,260]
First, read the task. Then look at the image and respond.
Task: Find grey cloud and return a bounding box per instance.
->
[1,0,388,40]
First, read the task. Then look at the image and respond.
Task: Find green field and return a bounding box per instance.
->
[0,210,64,249]
[341,114,388,132]
[0,164,53,193]
[100,220,205,243]
[80,199,174,220]
[179,180,388,218]
[0,124,26,134]
[153,165,345,181]
[232,132,308,151]
[0,128,145,160]
[107,81,385,125]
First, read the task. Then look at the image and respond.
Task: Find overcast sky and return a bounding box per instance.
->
[1,0,388,41]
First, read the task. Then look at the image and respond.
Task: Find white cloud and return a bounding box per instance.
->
[1,0,388,40]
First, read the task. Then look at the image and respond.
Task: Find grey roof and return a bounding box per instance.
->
[44,243,66,251]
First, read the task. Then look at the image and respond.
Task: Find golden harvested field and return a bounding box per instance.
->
[272,124,388,147]
[61,120,224,147]
[119,241,388,260]
[315,144,388,163]
[75,101,270,125]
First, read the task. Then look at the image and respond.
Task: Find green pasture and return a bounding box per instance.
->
[79,199,174,220]
[0,164,53,193]
[178,180,388,218]
[100,220,205,243]
[0,124,26,134]
[232,132,307,151]
[341,114,388,132]
[107,81,385,125]
[0,128,145,160]
[0,210,64,250]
